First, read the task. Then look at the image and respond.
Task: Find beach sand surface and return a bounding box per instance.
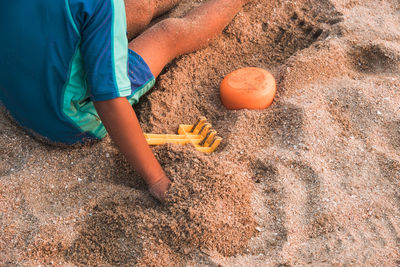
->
[1,0,400,265]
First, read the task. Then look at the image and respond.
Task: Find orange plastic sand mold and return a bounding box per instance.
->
[220,67,277,110]
[144,117,222,153]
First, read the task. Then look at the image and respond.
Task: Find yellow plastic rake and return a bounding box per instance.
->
[144,117,222,153]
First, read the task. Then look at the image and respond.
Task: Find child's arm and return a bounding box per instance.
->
[93,97,171,202]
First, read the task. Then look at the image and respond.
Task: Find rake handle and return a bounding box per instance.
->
[144,133,203,145]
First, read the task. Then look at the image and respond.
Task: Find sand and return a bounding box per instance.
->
[1,0,400,265]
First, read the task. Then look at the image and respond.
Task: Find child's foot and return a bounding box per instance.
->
[148,176,171,203]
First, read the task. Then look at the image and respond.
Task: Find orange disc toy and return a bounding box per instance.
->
[220,67,276,110]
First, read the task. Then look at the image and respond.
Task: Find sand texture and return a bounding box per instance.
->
[1,0,400,265]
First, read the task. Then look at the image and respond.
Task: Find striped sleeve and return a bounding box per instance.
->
[79,0,131,101]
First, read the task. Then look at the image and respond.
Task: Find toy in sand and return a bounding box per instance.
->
[220,67,276,110]
[144,117,222,153]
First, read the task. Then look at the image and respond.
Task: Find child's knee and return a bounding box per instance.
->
[156,18,191,45]
[158,18,185,33]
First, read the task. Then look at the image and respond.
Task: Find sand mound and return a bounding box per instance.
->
[63,145,255,266]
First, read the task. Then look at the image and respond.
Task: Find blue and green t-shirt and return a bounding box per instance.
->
[0,0,133,144]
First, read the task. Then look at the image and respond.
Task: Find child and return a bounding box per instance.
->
[0,0,251,202]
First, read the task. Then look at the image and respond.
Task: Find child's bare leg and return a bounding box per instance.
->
[154,0,181,17]
[125,0,181,40]
[129,0,250,77]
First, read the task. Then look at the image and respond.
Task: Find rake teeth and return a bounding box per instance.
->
[202,130,217,147]
[191,117,207,134]
[208,136,222,152]
[199,123,212,137]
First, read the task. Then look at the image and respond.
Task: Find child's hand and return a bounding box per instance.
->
[149,176,172,203]
[93,97,171,203]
